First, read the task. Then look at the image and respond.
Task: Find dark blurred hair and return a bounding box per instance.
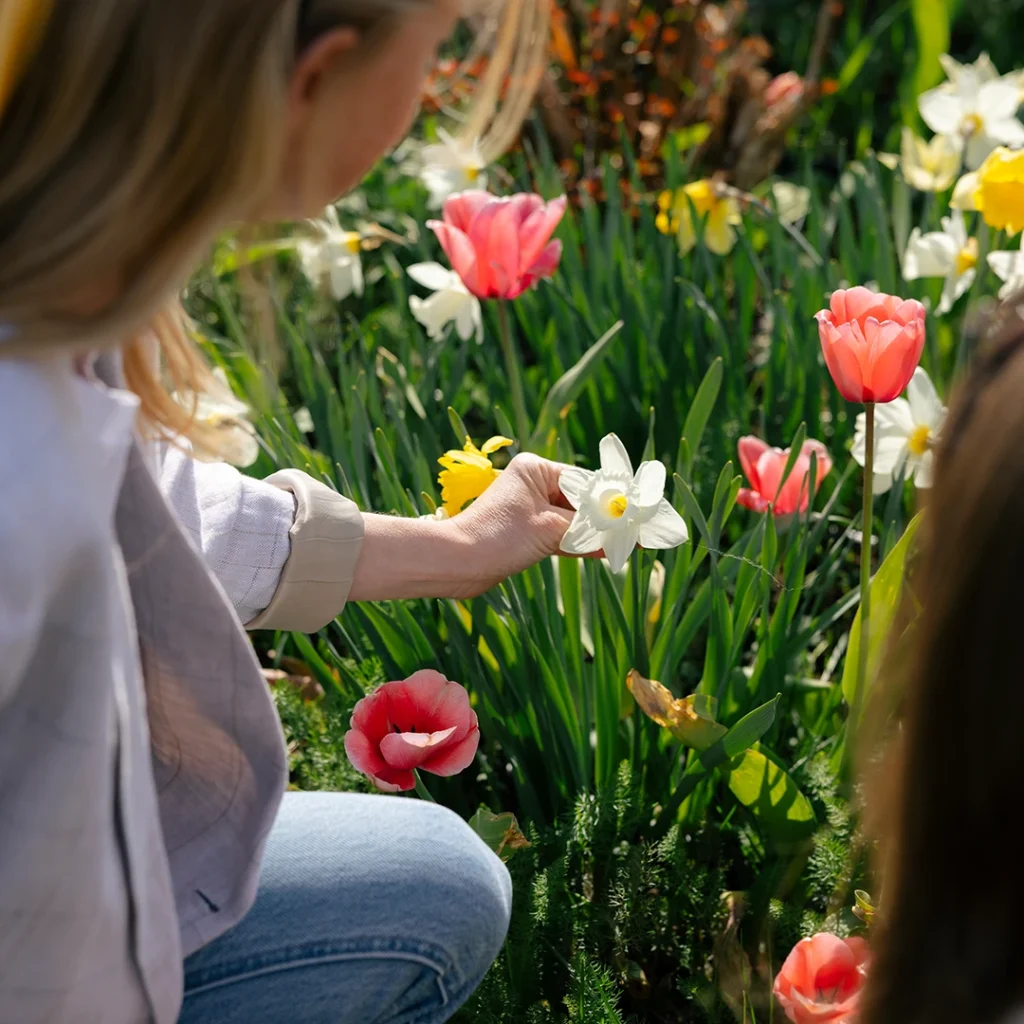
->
[859,291,1024,1024]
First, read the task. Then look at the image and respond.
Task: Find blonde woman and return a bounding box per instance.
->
[0,1,567,1022]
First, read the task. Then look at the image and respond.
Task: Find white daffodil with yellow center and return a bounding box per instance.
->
[297,205,364,301]
[918,65,1024,170]
[988,235,1024,300]
[559,434,688,573]
[176,368,260,468]
[938,52,1024,103]
[888,127,962,192]
[852,367,946,493]
[902,210,978,315]
[419,129,489,209]
[407,262,483,343]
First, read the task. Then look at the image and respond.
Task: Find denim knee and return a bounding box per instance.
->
[406,801,512,990]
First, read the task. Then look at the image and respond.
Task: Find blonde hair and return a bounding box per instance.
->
[0,0,547,457]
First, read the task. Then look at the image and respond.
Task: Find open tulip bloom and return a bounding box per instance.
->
[559,434,689,573]
[737,437,833,516]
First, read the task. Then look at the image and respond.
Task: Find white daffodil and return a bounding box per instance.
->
[419,129,489,209]
[407,262,483,343]
[938,52,1024,100]
[559,434,688,573]
[180,368,260,468]
[770,181,811,225]
[297,205,364,301]
[852,367,946,493]
[988,235,1024,300]
[902,210,978,315]
[918,67,1024,170]
[897,127,962,192]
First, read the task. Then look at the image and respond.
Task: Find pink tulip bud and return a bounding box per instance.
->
[427,190,566,300]
[765,71,805,109]
[344,670,480,792]
[736,436,833,515]
[816,287,926,403]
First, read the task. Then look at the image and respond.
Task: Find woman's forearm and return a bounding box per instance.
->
[349,513,478,602]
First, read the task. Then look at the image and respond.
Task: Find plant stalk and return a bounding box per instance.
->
[496,300,530,442]
[413,770,436,802]
[855,402,875,721]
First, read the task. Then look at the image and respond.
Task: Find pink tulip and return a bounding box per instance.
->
[773,933,870,1024]
[737,436,833,515]
[427,190,566,300]
[815,287,926,403]
[343,670,480,792]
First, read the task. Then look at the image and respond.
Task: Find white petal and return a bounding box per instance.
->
[906,367,945,427]
[903,228,957,279]
[409,290,473,340]
[919,89,963,135]
[559,467,595,510]
[872,470,896,495]
[454,298,482,342]
[951,171,981,209]
[874,398,915,435]
[872,436,911,476]
[408,261,460,291]
[965,132,998,171]
[633,461,667,507]
[977,80,1022,121]
[942,209,968,247]
[599,434,633,479]
[987,250,1023,283]
[938,266,974,313]
[560,513,602,556]
[914,450,936,489]
[638,500,689,551]
[601,522,640,574]
[991,117,1024,146]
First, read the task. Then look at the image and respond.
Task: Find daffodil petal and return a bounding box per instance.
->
[601,523,640,574]
[559,467,594,510]
[638,500,688,551]
[599,434,633,479]
[480,436,514,456]
[560,514,602,555]
[633,461,667,507]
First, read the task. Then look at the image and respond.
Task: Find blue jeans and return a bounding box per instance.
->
[178,792,511,1023]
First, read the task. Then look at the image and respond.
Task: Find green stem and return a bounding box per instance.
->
[413,770,436,802]
[855,402,875,725]
[496,301,530,443]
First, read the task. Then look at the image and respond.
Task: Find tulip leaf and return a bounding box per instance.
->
[529,320,624,455]
[468,808,531,863]
[726,746,816,840]
[699,696,779,770]
[841,512,924,718]
[680,357,723,476]
[910,0,952,113]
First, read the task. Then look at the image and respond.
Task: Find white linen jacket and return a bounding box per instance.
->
[0,351,364,1023]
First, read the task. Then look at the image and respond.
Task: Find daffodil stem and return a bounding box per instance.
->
[496,301,530,443]
[413,770,436,802]
[855,402,875,732]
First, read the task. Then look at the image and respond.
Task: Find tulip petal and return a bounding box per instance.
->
[468,198,522,299]
[638,500,689,550]
[737,436,770,490]
[428,222,482,296]
[421,726,481,776]
[349,690,392,744]
[379,726,459,770]
[633,461,667,507]
[599,433,633,479]
[344,727,391,778]
[390,669,474,740]
[526,240,563,282]
[736,488,772,513]
[560,513,602,555]
[518,195,567,272]
[442,190,494,232]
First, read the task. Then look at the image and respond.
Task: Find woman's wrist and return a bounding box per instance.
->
[348,512,479,602]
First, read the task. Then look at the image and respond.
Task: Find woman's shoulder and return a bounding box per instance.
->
[0,355,139,557]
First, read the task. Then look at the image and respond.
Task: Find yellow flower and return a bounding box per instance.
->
[656,180,742,255]
[899,128,962,192]
[437,435,514,515]
[952,146,1024,234]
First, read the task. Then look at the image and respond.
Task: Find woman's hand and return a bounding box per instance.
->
[349,454,576,603]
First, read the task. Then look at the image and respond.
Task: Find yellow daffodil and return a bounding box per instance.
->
[898,128,962,192]
[952,146,1024,235]
[656,180,742,255]
[437,435,513,515]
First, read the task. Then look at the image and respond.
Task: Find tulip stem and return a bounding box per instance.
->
[496,301,530,443]
[855,402,875,728]
[413,770,436,802]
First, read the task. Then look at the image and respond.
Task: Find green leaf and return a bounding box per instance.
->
[529,320,624,454]
[841,512,924,717]
[726,746,816,840]
[699,696,779,770]
[910,0,952,106]
[467,808,531,862]
[680,357,723,475]
[834,2,909,95]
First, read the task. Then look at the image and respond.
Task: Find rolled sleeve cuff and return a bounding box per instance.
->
[246,470,364,633]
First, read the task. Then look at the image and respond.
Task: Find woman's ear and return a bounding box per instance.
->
[290,26,361,108]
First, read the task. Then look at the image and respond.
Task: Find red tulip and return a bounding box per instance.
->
[773,933,870,1024]
[815,287,926,403]
[737,436,833,515]
[427,190,566,300]
[343,670,480,792]
[765,71,804,110]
